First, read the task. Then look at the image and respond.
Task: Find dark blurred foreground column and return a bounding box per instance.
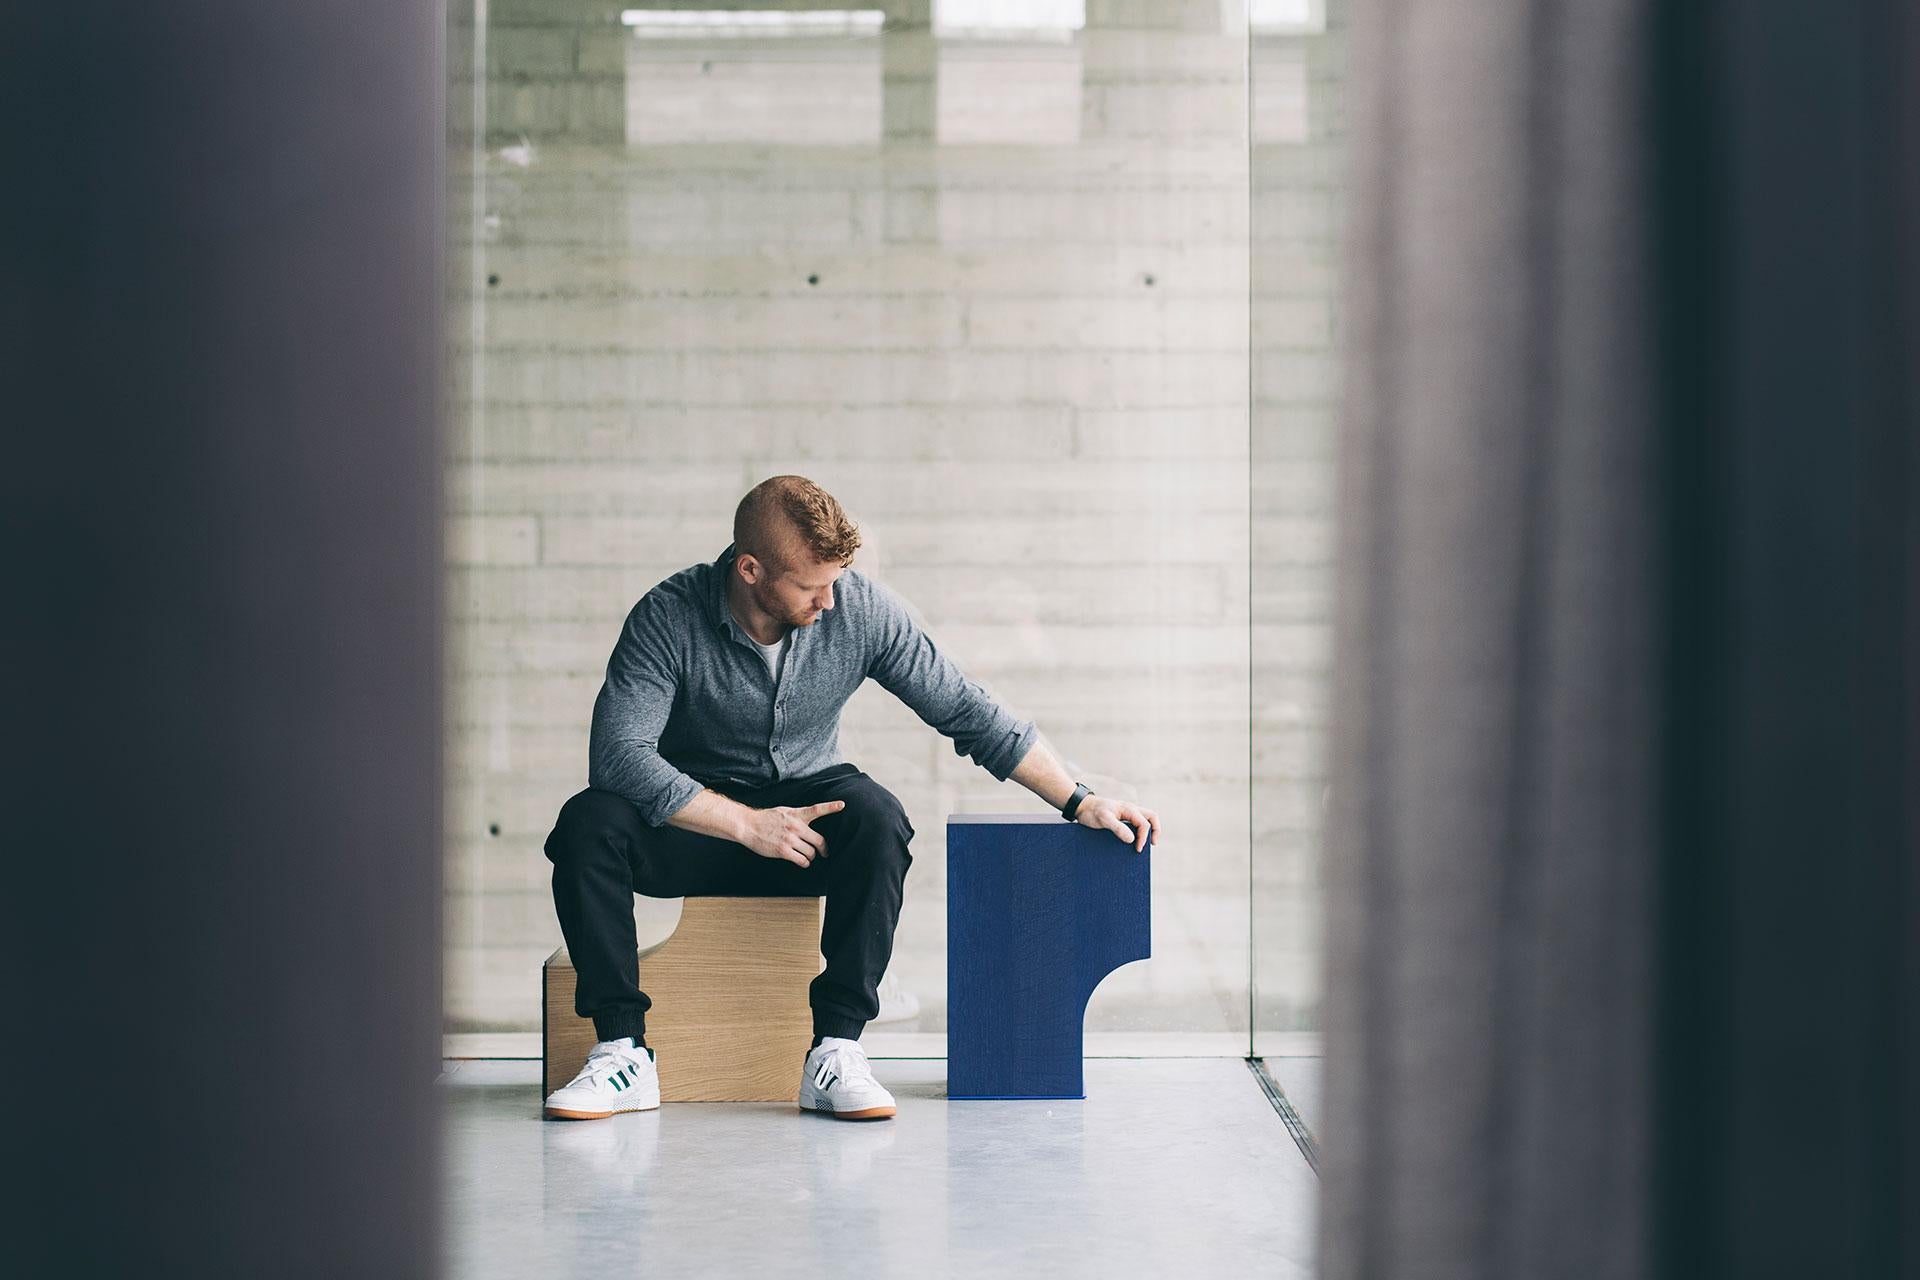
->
[1322,2,1916,1279]
[1,6,444,1277]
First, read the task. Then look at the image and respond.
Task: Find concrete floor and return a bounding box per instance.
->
[441,1057,1318,1278]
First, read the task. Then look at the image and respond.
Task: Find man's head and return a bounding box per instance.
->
[730,475,862,628]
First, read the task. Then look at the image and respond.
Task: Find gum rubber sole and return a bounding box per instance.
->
[543,1103,659,1120]
[799,1104,896,1121]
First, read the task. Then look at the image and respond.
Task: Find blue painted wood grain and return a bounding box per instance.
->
[946,815,1152,1099]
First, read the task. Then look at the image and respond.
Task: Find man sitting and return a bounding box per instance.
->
[541,475,1161,1121]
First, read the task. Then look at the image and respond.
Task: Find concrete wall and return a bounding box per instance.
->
[446,0,1343,1039]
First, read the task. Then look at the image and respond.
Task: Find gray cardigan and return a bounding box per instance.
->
[589,542,1039,825]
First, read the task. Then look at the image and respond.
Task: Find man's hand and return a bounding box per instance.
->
[737,800,846,868]
[1076,794,1161,853]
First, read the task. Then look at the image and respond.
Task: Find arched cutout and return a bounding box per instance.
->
[946,816,1153,1099]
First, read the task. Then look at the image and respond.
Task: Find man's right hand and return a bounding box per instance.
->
[738,800,846,867]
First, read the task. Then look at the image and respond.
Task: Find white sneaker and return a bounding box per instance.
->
[872,970,922,1023]
[798,1037,896,1121]
[543,1038,660,1120]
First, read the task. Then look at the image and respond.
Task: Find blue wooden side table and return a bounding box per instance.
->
[946,815,1152,1099]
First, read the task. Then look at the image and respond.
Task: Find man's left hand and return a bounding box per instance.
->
[1076,795,1161,853]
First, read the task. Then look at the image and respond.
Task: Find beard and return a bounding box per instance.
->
[749,586,817,628]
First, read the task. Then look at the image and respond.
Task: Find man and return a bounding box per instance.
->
[541,475,1163,1122]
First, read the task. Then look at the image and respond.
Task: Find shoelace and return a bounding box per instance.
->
[815,1041,876,1090]
[581,1042,647,1085]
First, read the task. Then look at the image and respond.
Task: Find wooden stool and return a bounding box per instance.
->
[543,896,822,1102]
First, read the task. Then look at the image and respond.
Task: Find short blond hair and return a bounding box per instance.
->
[733,475,862,574]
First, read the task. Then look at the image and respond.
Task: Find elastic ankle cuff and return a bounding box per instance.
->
[811,1015,864,1042]
[592,1010,647,1046]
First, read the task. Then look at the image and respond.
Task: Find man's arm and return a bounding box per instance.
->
[663,788,755,841]
[1009,739,1162,854]
[863,577,1038,779]
[664,787,847,870]
[859,574,1162,854]
[1006,736,1078,811]
[588,596,706,827]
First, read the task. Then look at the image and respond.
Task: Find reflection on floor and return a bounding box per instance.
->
[442,1057,1317,1278]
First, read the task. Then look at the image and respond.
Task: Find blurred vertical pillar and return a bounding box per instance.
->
[1,5,445,1277]
[1653,3,1918,1276]
[1323,1,1661,1274]
[1321,1,1916,1278]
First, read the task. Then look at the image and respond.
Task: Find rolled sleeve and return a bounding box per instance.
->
[588,596,704,827]
[864,579,1039,781]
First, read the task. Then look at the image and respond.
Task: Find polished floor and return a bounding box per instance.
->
[442,1056,1318,1278]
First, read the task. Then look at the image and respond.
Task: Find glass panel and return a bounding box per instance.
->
[448,0,1252,1049]
[1251,0,1345,1059]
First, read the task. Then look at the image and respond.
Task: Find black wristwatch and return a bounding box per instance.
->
[1061,781,1092,821]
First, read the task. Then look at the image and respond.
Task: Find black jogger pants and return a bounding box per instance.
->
[542,763,914,1045]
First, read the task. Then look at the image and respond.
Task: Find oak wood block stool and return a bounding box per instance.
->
[543,895,822,1102]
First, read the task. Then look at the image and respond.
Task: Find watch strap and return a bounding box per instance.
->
[1061,781,1092,821]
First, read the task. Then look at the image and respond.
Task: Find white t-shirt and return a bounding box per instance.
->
[747,629,791,685]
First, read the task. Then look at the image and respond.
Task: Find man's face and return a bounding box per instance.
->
[743,545,842,627]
